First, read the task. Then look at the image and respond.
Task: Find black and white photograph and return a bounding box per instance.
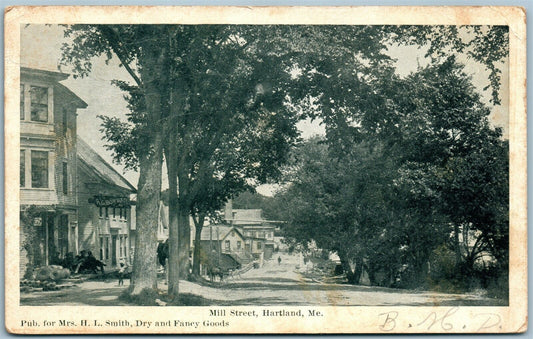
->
[5,6,527,334]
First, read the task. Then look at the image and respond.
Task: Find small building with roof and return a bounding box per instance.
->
[225,202,277,260]
[200,225,246,257]
[76,137,136,267]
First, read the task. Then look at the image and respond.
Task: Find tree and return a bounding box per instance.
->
[97,25,302,295]
[386,58,508,275]
[62,25,170,295]
[277,137,396,285]
[62,24,509,294]
[387,25,509,104]
[105,25,392,293]
[277,54,508,290]
[440,138,509,273]
[160,25,300,286]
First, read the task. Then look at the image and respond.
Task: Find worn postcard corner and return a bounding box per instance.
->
[4,5,527,335]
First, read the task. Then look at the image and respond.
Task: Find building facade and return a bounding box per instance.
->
[19,67,87,276]
[77,138,136,267]
[229,208,277,260]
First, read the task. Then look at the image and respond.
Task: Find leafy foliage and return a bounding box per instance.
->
[276,57,508,291]
[60,24,509,294]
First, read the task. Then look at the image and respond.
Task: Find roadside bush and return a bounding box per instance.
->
[427,245,508,300]
[427,245,465,293]
[168,293,212,306]
[473,262,508,301]
[428,245,456,281]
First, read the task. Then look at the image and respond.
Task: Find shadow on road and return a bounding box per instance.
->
[20,285,129,306]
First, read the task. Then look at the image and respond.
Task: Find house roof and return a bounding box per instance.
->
[77,137,136,192]
[200,225,243,241]
[231,209,263,225]
[21,67,88,109]
[21,67,70,82]
[55,83,88,109]
[240,224,276,230]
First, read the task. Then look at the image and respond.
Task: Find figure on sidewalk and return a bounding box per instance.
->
[118,261,127,286]
[278,256,282,265]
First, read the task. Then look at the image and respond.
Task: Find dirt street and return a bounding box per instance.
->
[20,253,499,306]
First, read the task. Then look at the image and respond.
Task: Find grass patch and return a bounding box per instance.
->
[118,288,160,306]
[168,293,213,306]
[119,288,215,306]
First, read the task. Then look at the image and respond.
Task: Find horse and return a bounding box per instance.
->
[75,251,106,274]
[207,266,225,282]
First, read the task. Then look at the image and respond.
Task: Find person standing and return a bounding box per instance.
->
[118,261,127,286]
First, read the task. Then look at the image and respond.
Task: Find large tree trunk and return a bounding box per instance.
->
[130,145,162,295]
[165,146,180,297]
[338,252,358,285]
[177,192,191,280]
[353,256,363,284]
[192,214,205,277]
[129,27,165,296]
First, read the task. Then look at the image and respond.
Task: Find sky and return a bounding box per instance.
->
[20,24,509,196]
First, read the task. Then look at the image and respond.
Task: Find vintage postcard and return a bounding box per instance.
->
[4,6,527,334]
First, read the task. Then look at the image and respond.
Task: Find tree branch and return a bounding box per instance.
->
[98,25,143,87]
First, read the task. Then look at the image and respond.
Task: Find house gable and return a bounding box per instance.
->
[221,227,245,243]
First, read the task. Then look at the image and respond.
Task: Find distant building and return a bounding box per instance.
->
[200,225,245,254]
[19,67,87,276]
[156,201,195,246]
[227,206,277,260]
[154,200,281,270]
[76,138,136,267]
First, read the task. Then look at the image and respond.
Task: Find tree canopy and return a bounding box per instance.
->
[275,57,508,290]
[60,24,509,295]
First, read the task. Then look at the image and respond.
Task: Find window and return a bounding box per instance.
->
[30,86,48,122]
[99,235,111,261]
[245,243,251,252]
[58,215,69,258]
[31,151,48,188]
[112,208,116,219]
[99,207,104,218]
[20,85,25,120]
[237,241,242,250]
[20,150,25,187]
[99,237,104,260]
[225,240,230,251]
[106,237,110,260]
[62,162,68,195]
[257,242,262,250]
[105,207,109,218]
[122,236,128,259]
